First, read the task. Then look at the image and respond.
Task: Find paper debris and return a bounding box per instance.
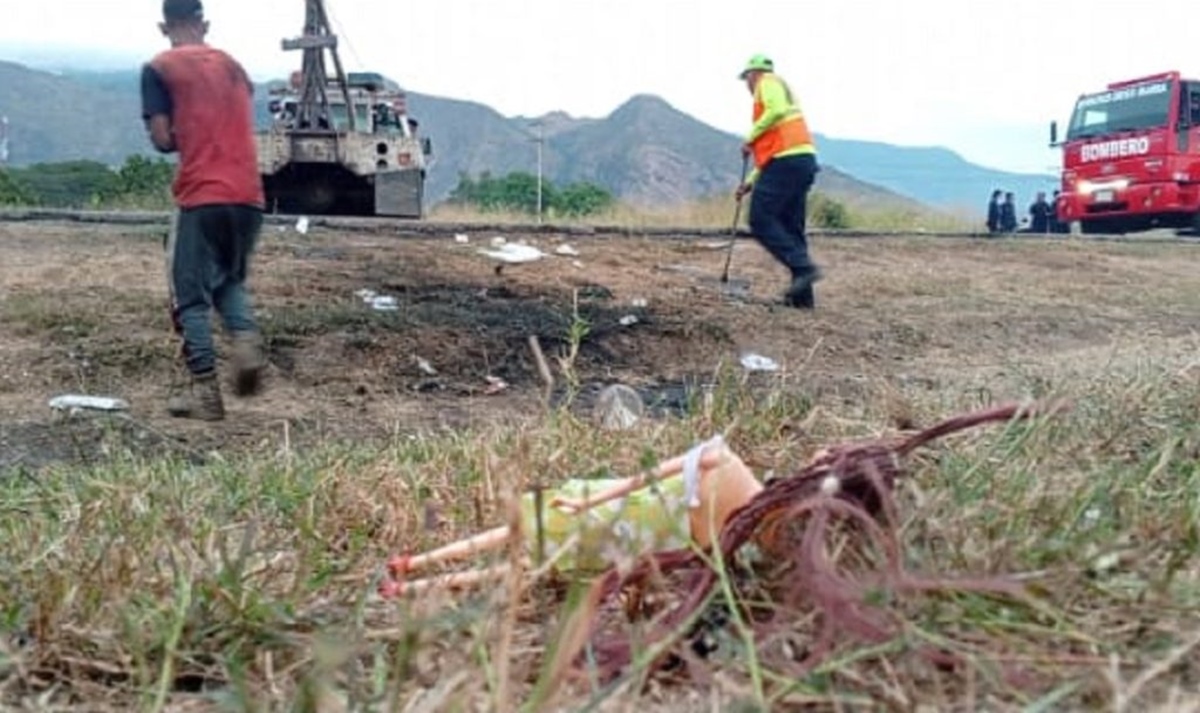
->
[479,243,547,264]
[740,353,780,372]
[49,394,130,412]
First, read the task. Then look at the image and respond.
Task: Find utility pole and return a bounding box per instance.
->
[532,119,544,224]
[0,116,9,166]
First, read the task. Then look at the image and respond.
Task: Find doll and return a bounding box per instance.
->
[378,435,764,597]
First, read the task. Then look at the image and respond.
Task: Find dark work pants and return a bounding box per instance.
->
[748,152,819,279]
[165,204,263,375]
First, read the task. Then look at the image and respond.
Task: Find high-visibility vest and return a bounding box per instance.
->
[749,73,815,169]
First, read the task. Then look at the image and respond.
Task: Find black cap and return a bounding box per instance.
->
[163,0,204,22]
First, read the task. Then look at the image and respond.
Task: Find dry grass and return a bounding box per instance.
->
[2,221,1200,709]
[428,193,981,233]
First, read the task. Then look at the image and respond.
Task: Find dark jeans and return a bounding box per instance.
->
[165,204,263,375]
[748,152,819,279]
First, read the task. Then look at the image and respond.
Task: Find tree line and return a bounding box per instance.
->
[0,156,175,209]
[0,158,853,229]
[447,171,616,218]
[445,170,853,228]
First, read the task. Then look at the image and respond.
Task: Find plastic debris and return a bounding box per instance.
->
[416,356,437,375]
[295,216,310,234]
[483,375,509,395]
[354,289,399,312]
[479,243,547,264]
[555,244,580,256]
[619,315,639,327]
[593,383,645,431]
[740,353,780,371]
[49,394,130,412]
[454,233,470,244]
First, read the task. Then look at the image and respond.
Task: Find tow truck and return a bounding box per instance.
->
[1050,71,1200,235]
[255,0,432,218]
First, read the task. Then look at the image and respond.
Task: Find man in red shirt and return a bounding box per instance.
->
[142,0,267,421]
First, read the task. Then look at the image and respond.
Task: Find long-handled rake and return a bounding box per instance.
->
[719,152,751,285]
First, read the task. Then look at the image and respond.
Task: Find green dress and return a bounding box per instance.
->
[516,436,725,573]
[518,474,694,573]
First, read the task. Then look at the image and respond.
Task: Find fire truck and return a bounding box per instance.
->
[1050,71,1200,235]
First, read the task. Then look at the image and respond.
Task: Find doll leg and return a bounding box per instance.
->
[387,525,513,577]
[382,561,519,597]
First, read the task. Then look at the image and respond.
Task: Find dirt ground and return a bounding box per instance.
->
[3,219,1200,469]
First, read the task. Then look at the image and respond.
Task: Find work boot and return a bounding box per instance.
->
[785,283,816,309]
[783,266,822,308]
[167,370,225,421]
[230,331,266,397]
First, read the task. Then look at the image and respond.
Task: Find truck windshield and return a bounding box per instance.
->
[1066,79,1174,140]
[327,103,372,131]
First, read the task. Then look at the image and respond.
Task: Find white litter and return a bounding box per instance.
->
[593,384,645,431]
[295,216,310,234]
[478,243,547,264]
[631,298,648,308]
[454,233,470,244]
[355,289,398,312]
[415,356,438,375]
[555,244,580,256]
[369,296,398,311]
[483,375,509,395]
[49,394,130,412]
[619,315,639,326]
[740,353,780,372]
[490,236,507,247]
[572,260,584,269]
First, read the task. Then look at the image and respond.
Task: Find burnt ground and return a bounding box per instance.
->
[3,220,1200,470]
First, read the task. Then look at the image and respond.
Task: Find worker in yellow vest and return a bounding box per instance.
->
[735,54,822,309]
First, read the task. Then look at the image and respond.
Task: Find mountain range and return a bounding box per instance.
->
[0,58,1059,214]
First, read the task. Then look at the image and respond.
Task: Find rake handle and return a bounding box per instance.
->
[721,153,751,283]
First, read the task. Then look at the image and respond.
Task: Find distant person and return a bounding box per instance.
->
[986,189,1003,234]
[1000,192,1018,233]
[1051,190,1069,234]
[141,0,268,421]
[734,54,821,309]
[1027,191,1053,233]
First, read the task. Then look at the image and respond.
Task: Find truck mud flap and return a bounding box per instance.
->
[374,169,424,218]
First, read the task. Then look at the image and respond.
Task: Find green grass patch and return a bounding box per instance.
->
[1,354,1199,709]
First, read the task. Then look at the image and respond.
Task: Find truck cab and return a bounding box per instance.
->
[1051,72,1200,235]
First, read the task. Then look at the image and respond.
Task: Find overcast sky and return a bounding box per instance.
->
[2,0,1196,175]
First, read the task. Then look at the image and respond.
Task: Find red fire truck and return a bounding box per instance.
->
[1051,71,1200,235]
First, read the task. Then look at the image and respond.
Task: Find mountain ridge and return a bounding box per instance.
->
[0,58,1058,213]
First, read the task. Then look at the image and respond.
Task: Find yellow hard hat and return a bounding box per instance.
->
[739,54,774,79]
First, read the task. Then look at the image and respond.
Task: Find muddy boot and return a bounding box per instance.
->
[167,370,225,421]
[783,266,822,309]
[785,283,816,309]
[230,331,266,397]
